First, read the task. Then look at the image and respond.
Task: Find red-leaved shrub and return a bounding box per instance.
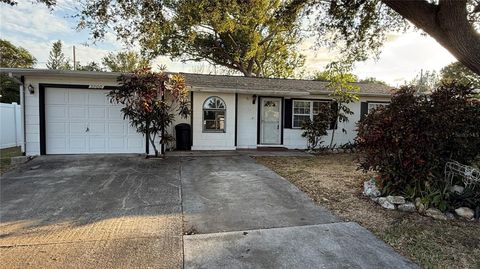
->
[356,84,480,208]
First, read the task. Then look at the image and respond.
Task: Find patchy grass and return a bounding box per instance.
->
[256,153,480,269]
[0,146,22,174]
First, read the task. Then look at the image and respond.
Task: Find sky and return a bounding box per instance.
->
[0,0,457,86]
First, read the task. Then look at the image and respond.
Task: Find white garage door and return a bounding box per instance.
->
[45,87,145,154]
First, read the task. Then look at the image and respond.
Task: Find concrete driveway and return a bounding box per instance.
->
[0,155,183,268]
[0,154,418,268]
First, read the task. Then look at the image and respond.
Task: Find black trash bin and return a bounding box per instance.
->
[175,123,191,150]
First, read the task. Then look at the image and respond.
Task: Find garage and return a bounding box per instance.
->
[43,86,145,154]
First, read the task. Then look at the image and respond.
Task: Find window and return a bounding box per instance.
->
[293,100,330,128]
[203,96,226,132]
[368,102,388,112]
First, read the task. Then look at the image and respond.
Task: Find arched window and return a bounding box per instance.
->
[203,96,226,132]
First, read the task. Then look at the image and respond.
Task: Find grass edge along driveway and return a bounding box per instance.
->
[255,153,480,269]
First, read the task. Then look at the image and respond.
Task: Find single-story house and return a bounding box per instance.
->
[1,68,392,155]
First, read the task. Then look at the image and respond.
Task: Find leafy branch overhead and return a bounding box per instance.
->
[5,0,480,76]
[311,0,480,75]
[76,0,307,78]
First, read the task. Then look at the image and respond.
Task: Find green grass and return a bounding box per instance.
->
[0,146,22,174]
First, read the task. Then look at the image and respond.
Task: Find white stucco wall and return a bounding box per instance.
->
[283,96,390,149]
[191,92,236,150]
[236,94,257,148]
[21,73,391,154]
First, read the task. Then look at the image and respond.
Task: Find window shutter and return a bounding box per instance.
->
[330,101,338,129]
[284,99,292,128]
[360,102,368,120]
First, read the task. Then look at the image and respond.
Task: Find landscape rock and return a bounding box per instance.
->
[386,195,405,205]
[455,207,474,220]
[397,203,416,212]
[445,212,456,220]
[378,197,395,210]
[425,208,447,221]
[363,178,381,198]
[449,185,465,194]
[415,198,426,214]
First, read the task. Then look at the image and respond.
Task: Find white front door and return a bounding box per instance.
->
[260,98,282,145]
[45,87,145,154]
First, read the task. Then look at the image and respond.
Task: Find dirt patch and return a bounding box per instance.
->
[256,153,480,269]
[0,146,22,174]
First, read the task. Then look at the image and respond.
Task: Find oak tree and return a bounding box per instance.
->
[74,0,306,78]
[311,0,480,75]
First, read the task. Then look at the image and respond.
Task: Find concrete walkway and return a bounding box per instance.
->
[181,155,419,269]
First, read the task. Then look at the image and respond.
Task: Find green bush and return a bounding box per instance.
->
[356,84,480,209]
[301,103,334,150]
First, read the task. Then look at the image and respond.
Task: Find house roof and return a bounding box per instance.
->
[0,68,393,97]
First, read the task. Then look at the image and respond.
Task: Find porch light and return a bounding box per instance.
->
[252,94,257,104]
[27,84,35,94]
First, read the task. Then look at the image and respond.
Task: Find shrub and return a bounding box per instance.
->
[356,84,480,209]
[301,102,334,150]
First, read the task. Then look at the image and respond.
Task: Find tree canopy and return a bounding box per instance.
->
[46,40,71,70]
[102,51,151,72]
[358,77,388,86]
[5,0,480,76]
[440,61,480,88]
[75,0,307,78]
[0,39,36,68]
[313,70,358,82]
[310,0,480,75]
[0,39,36,103]
[76,61,104,72]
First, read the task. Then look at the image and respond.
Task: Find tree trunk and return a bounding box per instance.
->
[149,135,159,157]
[382,0,480,75]
[329,120,337,149]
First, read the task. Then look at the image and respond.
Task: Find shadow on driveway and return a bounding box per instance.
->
[0,155,183,268]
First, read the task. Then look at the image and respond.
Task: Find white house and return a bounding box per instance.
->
[0,68,391,156]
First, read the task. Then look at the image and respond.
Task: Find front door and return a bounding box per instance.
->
[260,98,282,145]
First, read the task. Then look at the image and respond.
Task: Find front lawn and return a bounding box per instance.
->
[256,153,480,269]
[0,146,22,174]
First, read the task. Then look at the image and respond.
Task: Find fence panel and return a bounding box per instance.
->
[0,103,23,149]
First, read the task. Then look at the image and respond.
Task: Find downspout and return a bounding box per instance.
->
[20,76,26,155]
[161,81,165,156]
[8,73,26,155]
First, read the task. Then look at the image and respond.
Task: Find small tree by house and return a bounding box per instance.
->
[323,63,360,148]
[301,102,334,150]
[108,68,190,157]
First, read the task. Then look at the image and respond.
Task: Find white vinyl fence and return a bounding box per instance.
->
[0,103,23,149]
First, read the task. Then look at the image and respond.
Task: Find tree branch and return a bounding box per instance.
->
[382,0,480,75]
